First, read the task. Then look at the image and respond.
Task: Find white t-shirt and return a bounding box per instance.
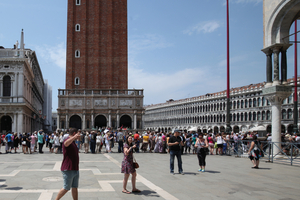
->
[96,135,102,143]
[217,136,223,144]
[54,136,60,146]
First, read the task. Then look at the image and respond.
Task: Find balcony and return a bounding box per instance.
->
[58,89,144,97]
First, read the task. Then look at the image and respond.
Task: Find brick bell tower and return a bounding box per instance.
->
[57,0,144,131]
[66,0,128,90]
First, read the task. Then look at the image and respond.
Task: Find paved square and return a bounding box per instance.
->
[0,146,299,200]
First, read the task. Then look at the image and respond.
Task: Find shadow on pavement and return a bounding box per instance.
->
[202,170,221,174]
[133,190,160,197]
[5,187,23,190]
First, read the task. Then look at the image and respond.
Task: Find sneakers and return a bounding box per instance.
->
[198,169,202,172]
[202,169,205,172]
[170,172,175,175]
[180,172,184,175]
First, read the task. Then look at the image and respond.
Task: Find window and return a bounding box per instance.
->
[288,109,293,119]
[249,99,252,107]
[4,65,9,69]
[267,111,271,120]
[75,24,80,31]
[75,50,80,58]
[282,110,286,119]
[53,120,56,126]
[262,111,266,120]
[76,0,81,5]
[253,112,256,121]
[245,99,248,108]
[75,77,80,85]
[3,76,11,97]
[257,112,261,121]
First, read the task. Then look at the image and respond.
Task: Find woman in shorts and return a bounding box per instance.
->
[248,135,262,169]
[216,133,224,155]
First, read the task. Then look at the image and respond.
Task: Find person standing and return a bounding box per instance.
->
[121,135,140,194]
[55,128,81,200]
[248,135,263,169]
[90,131,96,153]
[133,132,140,153]
[117,130,124,153]
[5,132,13,153]
[168,130,184,175]
[37,130,44,154]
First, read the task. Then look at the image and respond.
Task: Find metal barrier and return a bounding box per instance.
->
[222,140,300,166]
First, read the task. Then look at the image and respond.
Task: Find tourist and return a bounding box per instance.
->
[168,130,184,175]
[207,133,215,155]
[216,133,223,155]
[185,134,192,154]
[13,133,19,153]
[37,130,44,153]
[96,132,103,153]
[30,132,37,153]
[133,131,140,153]
[49,134,54,153]
[141,133,149,152]
[105,132,111,153]
[84,132,89,153]
[149,132,155,153]
[117,130,124,153]
[54,133,60,154]
[248,135,263,169]
[55,128,81,200]
[90,131,96,153]
[195,133,209,172]
[121,135,140,194]
[5,132,13,153]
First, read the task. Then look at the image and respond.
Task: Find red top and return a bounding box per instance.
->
[61,137,79,171]
[134,133,139,141]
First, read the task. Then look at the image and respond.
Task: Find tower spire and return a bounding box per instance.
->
[20,29,24,58]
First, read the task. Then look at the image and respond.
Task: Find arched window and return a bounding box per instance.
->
[253,112,256,121]
[241,100,244,108]
[249,99,252,107]
[267,111,271,120]
[76,0,81,5]
[74,77,80,85]
[75,50,80,58]
[282,109,287,119]
[233,101,236,109]
[3,76,11,97]
[245,112,248,121]
[245,99,248,108]
[258,98,261,107]
[253,98,257,107]
[262,97,266,106]
[237,113,239,121]
[262,111,266,120]
[288,109,293,119]
[75,24,80,31]
[249,112,252,121]
[237,101,240,109]
[257,112,261,121]
[241,113,243,121]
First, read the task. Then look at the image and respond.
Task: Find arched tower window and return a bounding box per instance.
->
[75,24,80,31]
[75,77,80,85]
[76,0,81,5]
[3,76,11,97]
[75,50,80,58]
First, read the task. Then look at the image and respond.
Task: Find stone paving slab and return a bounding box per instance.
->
[0,146,299,200]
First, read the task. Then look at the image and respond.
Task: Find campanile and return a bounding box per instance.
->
[66,0,128,90]
[57,0,144,131]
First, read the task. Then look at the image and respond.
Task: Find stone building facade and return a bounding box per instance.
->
[57,0,144,131]
[0,30,50,133]
[144,78,299,134]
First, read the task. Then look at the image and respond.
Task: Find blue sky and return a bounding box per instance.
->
[0,0,298,111]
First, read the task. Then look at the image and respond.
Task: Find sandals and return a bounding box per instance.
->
[132,189,141,193]
[122,190,131,194]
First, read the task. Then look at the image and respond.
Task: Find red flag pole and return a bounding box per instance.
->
[294,20,298,133]
[226,0,231,133]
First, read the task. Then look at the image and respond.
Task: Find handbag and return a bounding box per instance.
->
[133,156,139,169]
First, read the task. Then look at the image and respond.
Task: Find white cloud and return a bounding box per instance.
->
[183,21,221,35]
[34,43,66,70]
[129,34,172,55]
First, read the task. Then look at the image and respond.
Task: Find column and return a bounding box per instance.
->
[65,114,68,129]
[17,113,23,133]
[91,113,94,128]
[272,47,280,86]
[265,50,273,86]
[82,114,86,130]
[116,112,120,128]
[134,112,137,130]
[281,48,287,84]
[18,73,23,100]
[0,81,2,97]
[12,113,17,132]
[108,113,111,127]
[57,115,60,130]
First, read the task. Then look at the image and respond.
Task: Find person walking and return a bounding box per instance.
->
[195,133,209,172]
[121,135,141,194]
[248,135,263,169]
[55,128,81,200]
[168,130,184,175]
[37,130,44,154]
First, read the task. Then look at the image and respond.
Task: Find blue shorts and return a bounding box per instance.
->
[62,170,79,190]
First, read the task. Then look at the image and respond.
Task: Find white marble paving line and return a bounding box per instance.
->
[38,191,53,200]
[0,160,111,164]
[0,170,20,177]
[0,181,5,187]
[103,154,179,200]
[0,169,103,177]
[53,161,61,171]
[0,188,105,194]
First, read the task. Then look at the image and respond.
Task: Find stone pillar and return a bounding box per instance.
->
[91,113,94,128]
[116,111,120,128]
[272,47,280,86]
[265,50,273,86]
[12,113,17,132]
[66,114,68,129]
[82,113,86,130]
[262,85,292,156]
[0,81,3,97]
[17,113,23,133]
[108,112,111,127]
[134,111,137,130]
[281,48,287,84]
[57,115,60,130]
